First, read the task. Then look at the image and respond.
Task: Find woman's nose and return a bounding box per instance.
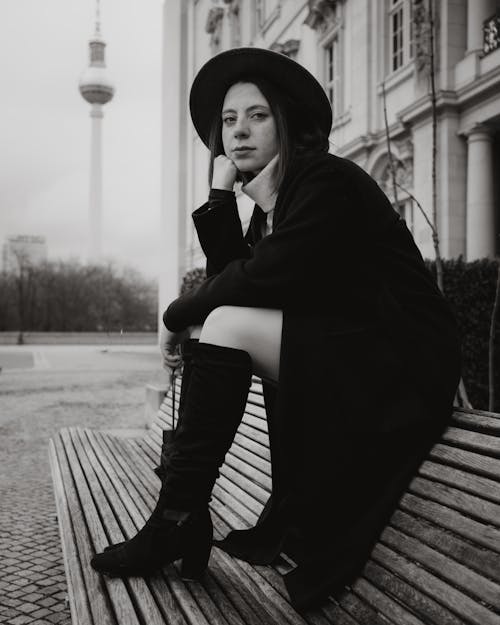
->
[233,118,249,138]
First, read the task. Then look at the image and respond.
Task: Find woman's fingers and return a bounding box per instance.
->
[162,353,183,372]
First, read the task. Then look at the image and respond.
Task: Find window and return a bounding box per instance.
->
[324,36,341,118]
[389,0,414,72]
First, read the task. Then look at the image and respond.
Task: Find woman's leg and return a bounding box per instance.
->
[199,306,283,382]
[91,307,282,578]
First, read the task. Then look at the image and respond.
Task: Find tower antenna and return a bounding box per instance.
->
[95,0,101,35]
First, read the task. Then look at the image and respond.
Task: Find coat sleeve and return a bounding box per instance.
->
[192,190,252,277]
[164,165,357,332]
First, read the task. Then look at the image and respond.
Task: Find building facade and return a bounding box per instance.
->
[159,0,500,316]
[2,235,48,273]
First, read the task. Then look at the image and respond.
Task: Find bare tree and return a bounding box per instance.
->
[380,0,471,409]
[11,249,37,345]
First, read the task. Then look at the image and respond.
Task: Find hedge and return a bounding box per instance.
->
[426,257,500,412]
[181,257,500,412]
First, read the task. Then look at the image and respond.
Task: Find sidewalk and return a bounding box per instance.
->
[0,346,166,625]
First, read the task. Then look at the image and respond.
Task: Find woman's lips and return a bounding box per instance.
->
[233,148,255,157]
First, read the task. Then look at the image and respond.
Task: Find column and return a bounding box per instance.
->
[466,125,495,261]
[159,0,188,329]
[466,0,496,54]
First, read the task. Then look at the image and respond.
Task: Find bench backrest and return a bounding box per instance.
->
[146,376,500,624]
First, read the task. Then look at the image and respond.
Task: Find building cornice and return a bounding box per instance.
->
[334,133,378,159]
[397,64,500,128]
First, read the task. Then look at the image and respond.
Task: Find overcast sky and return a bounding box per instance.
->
[1,0,163,280]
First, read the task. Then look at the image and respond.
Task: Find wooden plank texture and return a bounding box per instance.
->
[51,374,500,625]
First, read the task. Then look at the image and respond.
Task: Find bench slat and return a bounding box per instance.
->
[400,491,500,553]
[442,427,500,458]
[220,464,270,505]
[228,440,271,475]
[381,525,500,609]
[223,454,272,492]
[351,577,427,625]
[429,443,500,480]
[202,560,264,625]
[161,397,269,436]
[57,430,142,625]
[372,542,499,625]
[363,560,465,625]
[49,440,95,625]
[336,588,401,625]
[451,409,500,435]
[391,509,500,584]
[233,431,271,462]
[408,475,500,528]
[70,428,174,625]
[213,480,262,526]
[419,459,500,504]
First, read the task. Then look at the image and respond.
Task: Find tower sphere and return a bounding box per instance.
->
[79,32,114,106]
[79,66,115,105]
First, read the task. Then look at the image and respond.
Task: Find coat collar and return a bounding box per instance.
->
[241,155,279,214]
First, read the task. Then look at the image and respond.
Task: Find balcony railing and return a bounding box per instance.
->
[483,14,500,56]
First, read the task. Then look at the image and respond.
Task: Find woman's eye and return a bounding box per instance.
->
[251,112,267,120]
[223,116,236,125]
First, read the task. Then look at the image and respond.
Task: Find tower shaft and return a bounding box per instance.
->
[89,104,104,261]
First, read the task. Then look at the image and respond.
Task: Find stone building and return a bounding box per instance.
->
[2,235,48,273]
[159,0,500,315]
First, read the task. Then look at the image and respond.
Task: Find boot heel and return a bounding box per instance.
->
[180,540,211,580]
[180,511,213,580]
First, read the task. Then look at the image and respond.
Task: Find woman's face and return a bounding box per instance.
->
[221,82,279,175]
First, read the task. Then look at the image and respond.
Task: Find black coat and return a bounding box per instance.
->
[164,152,462,610]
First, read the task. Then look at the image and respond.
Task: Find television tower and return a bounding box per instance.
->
[79,0,114,262]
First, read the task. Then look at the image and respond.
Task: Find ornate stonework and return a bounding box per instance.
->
[270,39,300,58]
[224,0,241,47]
[304,0,339,33]
[205,6,225,54]
[379,158,414,198]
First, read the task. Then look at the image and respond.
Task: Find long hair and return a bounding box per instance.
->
[208,75,329,193]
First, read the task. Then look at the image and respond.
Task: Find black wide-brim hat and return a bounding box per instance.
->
[189,47,333,147]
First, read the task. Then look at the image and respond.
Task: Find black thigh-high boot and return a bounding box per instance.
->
[155,337,200,478]
[91,342,253,579]
[103,337,200,553]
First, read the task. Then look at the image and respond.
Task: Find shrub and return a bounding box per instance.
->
[426,257,500,412]
[180,267,206,295]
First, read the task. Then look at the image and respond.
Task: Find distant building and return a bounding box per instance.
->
[2,235,48,273]
[159,0,500,315]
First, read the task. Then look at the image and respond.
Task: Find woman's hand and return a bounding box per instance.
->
[212,155,238,191]
[160,324,189,372]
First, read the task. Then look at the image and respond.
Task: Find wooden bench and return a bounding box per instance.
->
[49,376,500,625]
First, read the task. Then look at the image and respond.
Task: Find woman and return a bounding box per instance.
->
[91,48,461,610]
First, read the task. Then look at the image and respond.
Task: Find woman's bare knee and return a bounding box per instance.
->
[199,306,282,381]
[199,306,243,347]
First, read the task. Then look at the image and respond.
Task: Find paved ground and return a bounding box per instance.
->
[0,345,167,625]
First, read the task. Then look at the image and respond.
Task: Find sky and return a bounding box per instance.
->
[1,0,163,280]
